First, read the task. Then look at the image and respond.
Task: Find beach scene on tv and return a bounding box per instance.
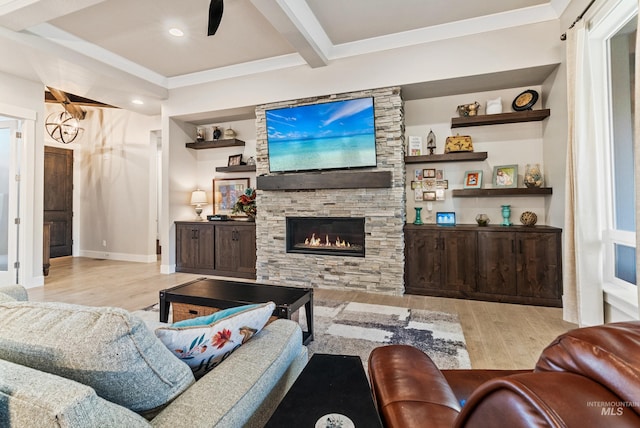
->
[266,97,377,172]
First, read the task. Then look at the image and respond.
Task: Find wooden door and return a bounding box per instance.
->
[214,224,237,273]
[441,230,477,295]
[516,231,561,300]
[234,225,256,275]
[404,229,441,294]
[44,147,73,258]
[477,231,517,296]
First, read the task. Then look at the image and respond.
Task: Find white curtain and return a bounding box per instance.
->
[563,21,606,326]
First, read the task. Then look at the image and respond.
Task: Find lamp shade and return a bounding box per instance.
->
[190,189,207,205]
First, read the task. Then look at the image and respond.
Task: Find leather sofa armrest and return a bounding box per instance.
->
[456,372,640,428]
[441,369,531,404]
[369,345,461,428]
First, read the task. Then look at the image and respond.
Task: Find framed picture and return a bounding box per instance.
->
[436,169,444,180]
[408,136,422,156]
[411,181,422,190]
[228,154,242,166]
[493,165,518,188]
[436,180,448,189]
[436,212,456,226]
[213,178,250,216]
[463,170,483,189]
[423,168,436,178]
[423,191,436,201]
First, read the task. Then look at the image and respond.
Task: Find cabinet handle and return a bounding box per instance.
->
[440,237,445,251]
[519,240,523,254]
[511,239,515,253]
[192,229,198,239]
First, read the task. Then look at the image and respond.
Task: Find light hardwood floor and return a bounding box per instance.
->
[28,257,577,370]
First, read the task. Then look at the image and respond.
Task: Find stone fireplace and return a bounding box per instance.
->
[286,217,366,257]
[254,87,406,295]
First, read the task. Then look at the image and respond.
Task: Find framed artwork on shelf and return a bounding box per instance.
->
[213,178,250,216]
[463,170,483,189]
[423,191,436,201]
[228,154,242,166]
[408,136,423,156]
[493,165,518,188]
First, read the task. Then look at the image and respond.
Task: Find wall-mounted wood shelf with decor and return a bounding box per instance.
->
[215,165,256,173]
[186,138,245,150]
[452,187,552,197]
[257,170,392,191]
[405,152,488,164]
[451,109,550,128]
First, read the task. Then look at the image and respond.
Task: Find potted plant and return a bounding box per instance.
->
[232,188,256,220]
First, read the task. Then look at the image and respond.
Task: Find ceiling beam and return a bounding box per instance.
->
[46,86,86,120]
[250,0,329,68]
[0,0,108,31]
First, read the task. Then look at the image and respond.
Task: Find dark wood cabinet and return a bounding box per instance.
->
[175,221,256,279]
[176,223,215,274]
[405,228,477,298]
[405,224,562,307]
[214,223,257,278]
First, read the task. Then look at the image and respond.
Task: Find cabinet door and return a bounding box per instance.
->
[477,231,517,296]
[235,226,257,275]
[176,224,198,270]
[405,229,441,293]
[214,225,237,272]
[194,224,215,269]
[441,230,477,294]
[516,232,561,299]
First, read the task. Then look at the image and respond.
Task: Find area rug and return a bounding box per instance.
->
[300,299,471,370]
[141,299,471,369]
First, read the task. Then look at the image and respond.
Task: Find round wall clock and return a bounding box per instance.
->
[512,89,539,111]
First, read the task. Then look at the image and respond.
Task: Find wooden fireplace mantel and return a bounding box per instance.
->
[256,170,392,191]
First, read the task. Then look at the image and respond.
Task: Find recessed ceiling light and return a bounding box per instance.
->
[169,28,184,37]
[132,99,144,105]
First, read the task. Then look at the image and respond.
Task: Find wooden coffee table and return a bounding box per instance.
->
[265,354,383,427]
[159,277,314,345]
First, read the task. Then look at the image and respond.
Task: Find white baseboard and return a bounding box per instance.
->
[80,250,158,263]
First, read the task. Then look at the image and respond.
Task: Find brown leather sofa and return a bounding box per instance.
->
[368,321,640,427]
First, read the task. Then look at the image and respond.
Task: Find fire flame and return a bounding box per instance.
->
[304,233,351,248]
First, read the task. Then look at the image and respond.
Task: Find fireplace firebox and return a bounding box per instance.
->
[286,217,365,257]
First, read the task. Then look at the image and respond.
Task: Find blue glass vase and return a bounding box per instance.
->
[501,205,512,226]
[414,207,423,225]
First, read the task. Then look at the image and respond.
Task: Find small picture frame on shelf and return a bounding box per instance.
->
[493,165,518,188]
[463,170,483,189]
[228,154,242,166]
[423,168,436,179]
[423,191,436,201]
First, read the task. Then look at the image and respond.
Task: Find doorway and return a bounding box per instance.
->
[0,119,20,284]
[44,146,73,258]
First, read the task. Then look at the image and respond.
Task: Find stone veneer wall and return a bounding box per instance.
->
[255,87,406,294]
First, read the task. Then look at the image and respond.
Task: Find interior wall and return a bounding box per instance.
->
[44,103,160,263]
[405,86,551,226]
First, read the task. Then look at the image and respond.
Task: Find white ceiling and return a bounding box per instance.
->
[0,0,570,115]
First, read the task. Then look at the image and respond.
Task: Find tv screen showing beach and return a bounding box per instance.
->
[266,97,377,172]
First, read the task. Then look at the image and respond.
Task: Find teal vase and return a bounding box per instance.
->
[414,207,423,225]
[501,205,512,226]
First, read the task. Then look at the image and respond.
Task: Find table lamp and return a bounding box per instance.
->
[190,189,208,221]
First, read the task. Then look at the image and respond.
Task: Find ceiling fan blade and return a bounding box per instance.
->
[208,0,224,36]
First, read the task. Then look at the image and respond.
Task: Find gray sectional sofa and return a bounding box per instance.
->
[0,285,308,427]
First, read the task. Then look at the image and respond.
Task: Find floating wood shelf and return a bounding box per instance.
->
[405,152,488,164]
[451,109,551,128]
[215,164,256,173]
[452,187,553,197]
[186,138,245,149]
[257,170,392,190]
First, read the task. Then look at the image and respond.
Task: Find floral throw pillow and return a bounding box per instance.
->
[155,302,275,378]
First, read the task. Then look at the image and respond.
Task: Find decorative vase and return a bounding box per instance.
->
[501,205,512,226]
[224,128,236,139]
[212,126,222,140]
[246,156,256,166]
[524,164,543,188]
[414,207,423,225]
[475,213,490,226]
[520,211,538,226]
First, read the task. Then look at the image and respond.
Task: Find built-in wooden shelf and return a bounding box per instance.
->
[186,138,245,149]
[257,170,392,190]
[215,164,256,173]
[451,109,551,128]
[405,152,487,164]
[452,187,553,197]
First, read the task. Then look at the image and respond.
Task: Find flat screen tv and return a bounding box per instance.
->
[266,97,377,173]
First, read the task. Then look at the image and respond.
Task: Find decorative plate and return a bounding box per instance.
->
[512,89,539,111]
[315,413,355,428]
